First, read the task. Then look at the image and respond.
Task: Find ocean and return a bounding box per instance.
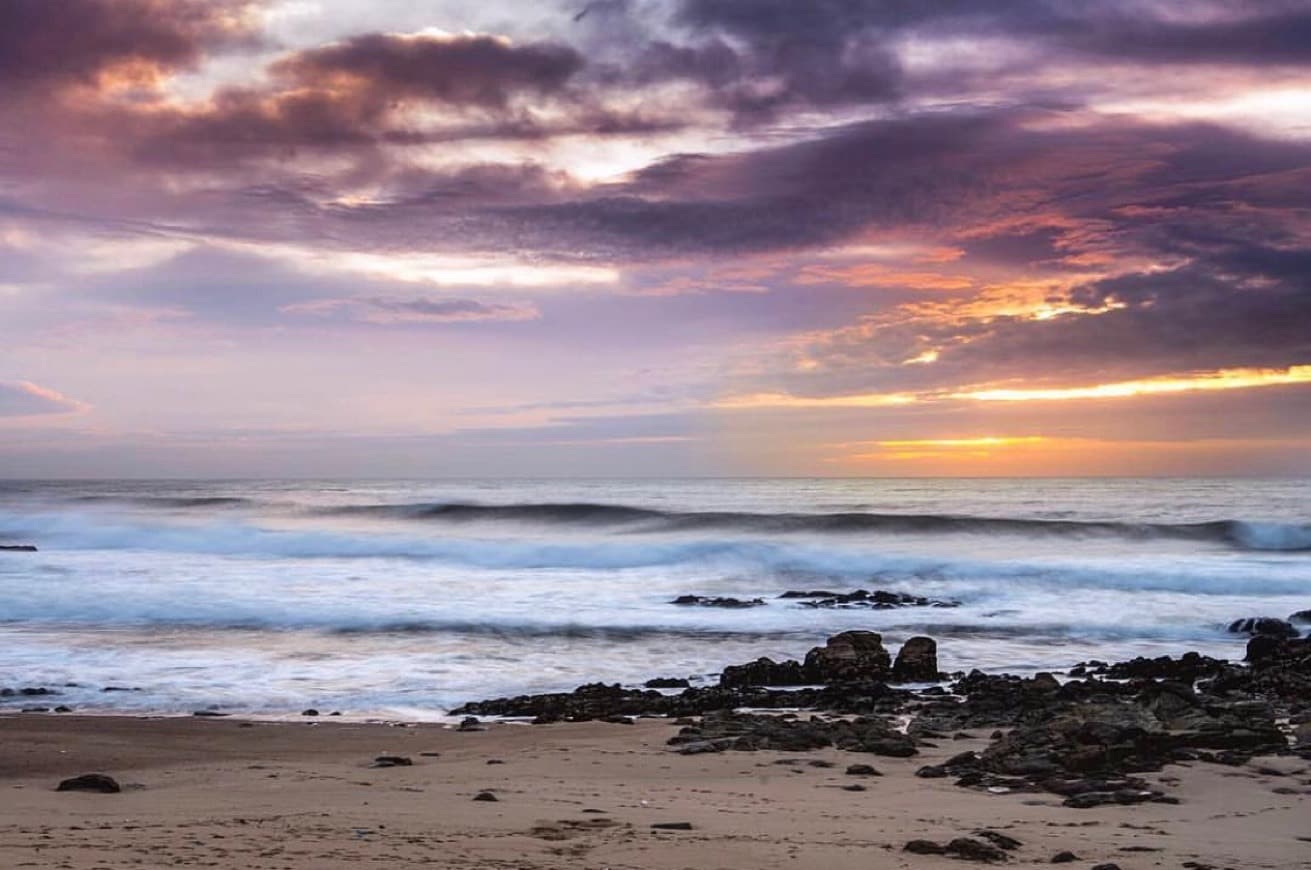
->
[1,478,1308,720]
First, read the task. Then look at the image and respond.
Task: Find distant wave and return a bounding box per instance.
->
[324,501,1311,552]
[74,495,255,509]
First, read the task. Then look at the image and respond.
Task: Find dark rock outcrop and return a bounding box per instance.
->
[671,595,764,608]
[803,631,892,682]
[780,589,960,609]
[453,678,907,722]
[1227,617,1298,638]
[668,710,916,756]
[0,544,38,552]
[718,631,892,688]
[893,637,941,682]
[644,677,690,689]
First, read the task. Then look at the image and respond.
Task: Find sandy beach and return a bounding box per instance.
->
[2,714,1307,870]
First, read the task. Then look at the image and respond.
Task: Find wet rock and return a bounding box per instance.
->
[845,763,882,776]
[667,709,916,756]
[644,677,690,689]
[945,837,1009,862]
[1050,851,1078,863]
[301,709,319,717]
[974,830,1022,850]
[1089,864,1122,870]
[192,710,229,717]
[904,839,946,855]
[455,678,907,722]
[651,822,694,830]
[1062,789,1175,809]
[1289,609,1311,625]
[841,783,866,791]
[0,544,37,552]
[472,791,498,802]
[1093,651,1229,683]
[671,595,764,608]
[720,657,809,688]
[57,774,120,794]
[371,756,412,768]
[1228,617,1298,638]
[804,631,892,682]
[781,589,960,609]
[457,716,485,731]
[893,637,941,682]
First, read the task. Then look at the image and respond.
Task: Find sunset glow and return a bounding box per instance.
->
[0,0,1308,476]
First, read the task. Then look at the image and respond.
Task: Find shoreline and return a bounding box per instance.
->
[3,714,1308,869]
[3,631,1309,868]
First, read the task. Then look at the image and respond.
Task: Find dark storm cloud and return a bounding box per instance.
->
[132,31,592,160]
[0,0,259,90]
[671,0,1311,68]
[276,32,583,107]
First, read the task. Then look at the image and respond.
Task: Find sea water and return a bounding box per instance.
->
[0,478,1307,719]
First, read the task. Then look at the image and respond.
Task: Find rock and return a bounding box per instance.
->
[845,763,882,776]
[0,544,38,552]
[192,710,229,717]
[974,830,1021,850]
[1050,851,1078,863]
[472,791,499,801]
[720,657,809,688]
[644,677,690,689]
[651,822,694,830]
[781,589,960,609]
[804,631,892,682]
[841,783,866,791]
[372,756,412,767]
[893,637,941,682]
[667,709,915,756]
[945,837,1009,862]
[456,678,906,721]
[57,774,120,794]
[1228,617,1298,638]
[671,595,764,608]
[301,709,319,716]
[1289,609,1311,625]
[1062,789,1173,809]
[904,839,946,854]
[457,716,485,731]
[54,705,72,713]
[1090,865,1122,870]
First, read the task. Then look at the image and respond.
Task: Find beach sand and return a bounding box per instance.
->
[1,715,1307,869]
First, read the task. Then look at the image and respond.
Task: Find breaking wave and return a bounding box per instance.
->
[322,501,1311,552]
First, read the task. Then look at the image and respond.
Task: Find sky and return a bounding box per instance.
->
[2,0,1310,478]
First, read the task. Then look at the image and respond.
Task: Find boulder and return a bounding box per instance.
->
[57,774,120,794]
[804,631,891,682]
[1227,617,1298,638]
[0,544,38,552]
[893,636,940,682]
[720,657,809,688]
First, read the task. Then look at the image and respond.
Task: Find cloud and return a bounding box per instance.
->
[283,296,541,324]
[0,381,87,417]
[0,0,259,92]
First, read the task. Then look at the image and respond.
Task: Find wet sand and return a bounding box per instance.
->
[1,714,1308,869]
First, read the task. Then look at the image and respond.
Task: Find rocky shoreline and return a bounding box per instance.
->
[451,617,1311,816]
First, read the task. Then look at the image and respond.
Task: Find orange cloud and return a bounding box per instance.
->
[717,365,1311,410]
